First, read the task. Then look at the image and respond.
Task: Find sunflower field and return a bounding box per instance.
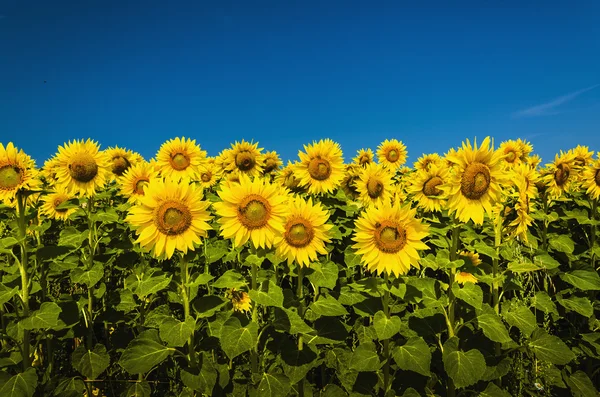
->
[0,137,599,397]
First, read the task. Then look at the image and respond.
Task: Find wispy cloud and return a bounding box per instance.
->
[513,84,599,118]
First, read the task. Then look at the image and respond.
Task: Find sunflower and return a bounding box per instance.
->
[221,140,264,177]
[352,202,429,276]
[354,163,394,207]
[275,162,300,190]
[458,251,481,267]
[104,146,138,178]
[213,175,289,249]
[581,157,600,200]
[507,191,534,243]
[341,164,362,200]
[126,178,212,259]
[54,139,110,197]
[0,142,39,204]
[526,154,542,169]
[40,156,61,186]
[196,163,220,190]
[274,196,333,267]
[294,139,345,195]
[498,140,523,167]
[511,163,539,199]
[516,139,533,159]
[442,137,507,225]
[155,137,206,182]
[229,289,252,313]
[40,187,78,221]
[455,272,478,284]
[377,139,407,171]
[541,151,577,199]
[119,162,158,203]
[570,145,594,168]
[407,164,449,212]
[353,148,375,168]
[414,153,443,171]
[262,151,282,174]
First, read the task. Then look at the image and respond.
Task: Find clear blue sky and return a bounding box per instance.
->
[1,1,599,165]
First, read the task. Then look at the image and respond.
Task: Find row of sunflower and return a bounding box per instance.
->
[0,137,598,397]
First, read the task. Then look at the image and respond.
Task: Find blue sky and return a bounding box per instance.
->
[1,1,599,165]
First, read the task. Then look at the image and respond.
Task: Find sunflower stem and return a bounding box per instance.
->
[383,271,391,393]
[297,265,305,397]
[446,221,460,397]
[591,199,597,269]
[250,261,259,375]
[86,196,96,350]
[180,255,198,369]
[16,192,31,370]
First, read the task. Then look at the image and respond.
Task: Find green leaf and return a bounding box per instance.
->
[53,377,85,397]
[503,304,537,337]
[204,240,229,264]
[212,269,246,289]
[125,381,151,397]
[452,282,483,310]
[479,382,512,397]
[533,253,560,270]
[248,280,284,308]
[372,311,401,340]
[119,329,174,374]
[273,308,314,335]
[280,339,319,384]
[180,353,218,394]
[507,259,542,273]
[532,292,558,316]
[129,271,172,298]
[473,241,499,259]
[0,284,19,306]
[19,302,62,330]
[349,342,381,372]
[442,337,486,389]
[72,344,110,379]
[528,329,575,365]
[0,368,38,397]
[94,208,120,223]
[305,261,338,289]
[257,373,292,397]
[193,295,227,318]
[566,371,597,397]
[308,295,348,317]
[549,235,574,254]
[557,295,594,317]
[71,263,104,287]
[560,270,600,291]
[59,226,88,248]
[219,316,258,360]
[477,304,512,344]
[392,337,431,376]
[159,316,196,347]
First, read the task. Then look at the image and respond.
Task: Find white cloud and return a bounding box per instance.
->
[513,84,599,118]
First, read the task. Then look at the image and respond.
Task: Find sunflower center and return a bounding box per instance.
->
[359,155,370,165]
[238,194,271,229]
[505,150,517,163]
[0,165,23,190]
[112,156,131,176]
[53,197,68,213]
[367,178,384,198]
[284,173,298,188]
[554,163,570,186]
[308,158,332,181]
[574,157,586,167]
[387,150,399,162]
[236,151,256,171]
[170,153,190,171]
[264,159,278,173]
[423,176,443,196]
[134,178,149,195]
[155,201,192,235]
[284,218,315,248]
[201,171,212,182]
[68,153,99,183]
[460,162,491,200]
[595,169,600,187]
[374,221,407,253]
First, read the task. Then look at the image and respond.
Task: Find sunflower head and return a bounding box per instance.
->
[119,162,158,203]
[569,145,594,168]
[156,137,206,182]
[581,157,600,200]
[105,146,137,177]
[455,272,478,284]
[498,140,523,167]
[294,139,345,195]
[275,161,301,190]
[526,154,542,169]
[516,139,533,159]
[219,140,264,177]
[407,164,449,212]
[262,151,283,174]
[0,142,39,204]
[355,163,394,207]
[542,151,577,199]
[40,187,78,221]
[341,164,362,200]
[54,139,110,197]
[377,139,407,170]
[197,163,221,190]
[458,251,481,267]
[353,148,375,167]
[229,289,252,313]
[414,153,443,171]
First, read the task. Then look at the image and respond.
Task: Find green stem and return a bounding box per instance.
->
[250,261,258,375]
[180,256,197,369]
[492,220,502,314]
[17,192,31,370]
[297,266,305,397]
[591,199,597,269]
[383,272,391,393]
[446,221,461,397]
[86,197,96,350]
[541,192,549,251]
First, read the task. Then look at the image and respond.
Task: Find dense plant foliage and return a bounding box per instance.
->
[0,138,599,397]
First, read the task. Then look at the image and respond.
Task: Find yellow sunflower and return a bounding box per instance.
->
[516,139,533,159]
[196,163,221,189]
[414,153,443,171]
[442,137,507,225]
[541,151,577,199]
[0,142,39,204]
[458,251,481,267]
[498,140,523,167]
[341,164,362,200]
[511,162,539,199]
[294,139,345,195]
[54,139,111,197]
[570,145,594,168]
[262,151,282,174]
[119,162,158,203]
[213,175,289,249]
[221,140,264,177]
[377,139,407,171]
[353,148,375,168]
[355,163,394,207]
[455,272,478,284]
[507,191,534,243]
[274,196,333,267]
[352,202,429,276]
[275,162,300,190]
[41,156,60,186]
[40,187,78,221]
[104,146,138,178]
[155,137,206,182]
[126,178,212,259]
[407,164,449,212]
[582,157,600,200]
[229,289,252,313]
